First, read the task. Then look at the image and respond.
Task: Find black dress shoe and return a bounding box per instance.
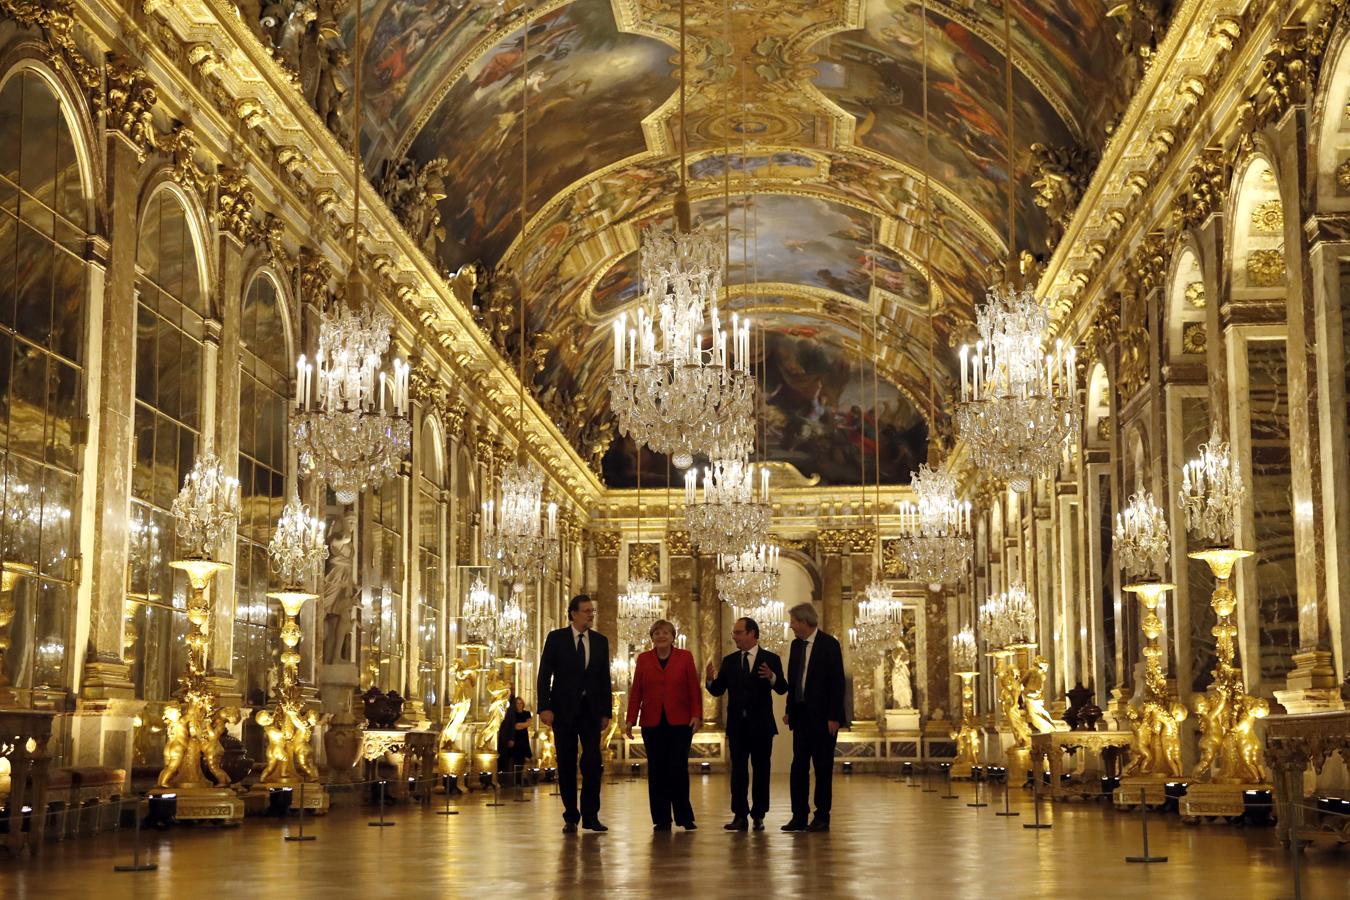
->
[806,819,830,832]
[653,823,672,832]
[751,818,764,831]
[581,820,609,832]
[724,817,749,831]
[781,818,808,832]
[562,823,578,834]
[679,822,698,831]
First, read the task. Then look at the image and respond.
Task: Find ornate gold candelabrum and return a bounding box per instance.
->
[252,590,327,810]
[1119,580,1186,781]
[0,561,35,707]
[1180,547,1270,819]
[949,627,981,777]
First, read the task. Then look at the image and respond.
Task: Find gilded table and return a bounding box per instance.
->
[1028,730,1131,800]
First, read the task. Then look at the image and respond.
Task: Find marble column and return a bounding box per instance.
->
[696,554,722,722]
[80,135,143,699]
[925,589,950,719]
[848,549,875,724]
[666,530,694,655]
[591,530,619,643]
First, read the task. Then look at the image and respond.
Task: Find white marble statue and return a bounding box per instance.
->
[890,643,914,710]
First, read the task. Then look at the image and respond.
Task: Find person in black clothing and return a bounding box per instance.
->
[705,616,787,831]
[498,695,533,786]
[536,594,613,833]
[782,602,847,833]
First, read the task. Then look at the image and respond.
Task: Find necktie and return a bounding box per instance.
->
[741,651,750,678]
[576,633,586,669]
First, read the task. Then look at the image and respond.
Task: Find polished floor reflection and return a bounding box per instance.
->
[3,774,1347,898]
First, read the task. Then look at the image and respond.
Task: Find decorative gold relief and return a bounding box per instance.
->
[1250,199,1284,233]
[1096,416,1113,442]
[1182,322,1207,354]
[1028,142,1097,250]
[214,168,256,243]
[1184,280,1206,308]
[881,539,904,577]
[1246,249,1286,286]
[591,530,621,558]
[777,536,815,558]
[0,0,101,99]
[104,54,160,162]
[163,123,212,196]
[628,542,660,582]
[443,402,468,444]
[818,527,871,555]
[1338,158,1350,193]
[1174,148,1226,230]
[666,530,692,557]
[1117,325,1149,402]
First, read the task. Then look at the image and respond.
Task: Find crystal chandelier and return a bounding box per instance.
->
[481,461,559,592]
[716,541,780,608]
[978,582,1036,652]
[1179,426,1244,545]
[461,575,498,648]
[1114,491,1171,581]
[495,592,529,661]
[684,458,770,554]
[617,576,664,650]
[894,465,973,586]
[956,290,1079,493]
[951,626,979,675]
[954,0,1079,495]
[268,492,328,586]
[850,582,902,671]
[169,451,240,559]
[607,0,754,470]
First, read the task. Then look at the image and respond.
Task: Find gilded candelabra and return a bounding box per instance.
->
[950,628,981,776]
[152,453,244,821]
[0,562,35,707]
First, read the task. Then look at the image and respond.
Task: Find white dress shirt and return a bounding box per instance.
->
[571,626,590,668]
[796,628,818,699]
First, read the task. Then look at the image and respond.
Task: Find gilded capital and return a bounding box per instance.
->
[103,54,160,163]
[666,529,693,557]
[591,530,621,558]
[215,168,256,244]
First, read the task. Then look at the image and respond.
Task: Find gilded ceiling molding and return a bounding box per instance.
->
[818,527,872,556]
[103,53,160,162]
[1029,143,1099,252]
[0,0,101,99]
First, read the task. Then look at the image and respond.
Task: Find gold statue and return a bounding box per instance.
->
[950,672,982,774]
[157,704,190,788]
[1022,656,1059,734]
[601,693,623,765]
[202,706,239,786]
[257,708,294,784]
[291,708,320,781]
[439,659,477,753]
[536,721,557,769]
[476,669,511,752]
[997,662,1031,749]
[1120,582,1186,778]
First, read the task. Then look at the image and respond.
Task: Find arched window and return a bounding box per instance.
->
[233,273,290,708]
[416,419,445,710]
[0,69,88,695]
[127,188,208,700]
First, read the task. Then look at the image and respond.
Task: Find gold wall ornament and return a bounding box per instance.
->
[1188,548,1268,784]
[214,168,256,244]
[1184,280,1206,308]
[1250,199,1284,233]
[0,0,101,98]
[1245,27,1310,130]
[1028,142,1097,250]
[666,529,693,557]
[881,538,905,578]
[1246,248,1286,286]
[1121,581,1187,779]
[628,542,660,582]
[1135,231,1171,296]
[1117,324,1150,402]
[103,54,161,162]
[297,248,333,306]
[1336,158,1350,193]
[817,527,872,556]
[1079,298,1121,368]
[1174,147,1227,230]
[590,530,621,557]
[950,672,982,775]
[442,402,468,444]
[1182,321,1207,354]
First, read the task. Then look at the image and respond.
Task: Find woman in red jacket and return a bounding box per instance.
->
[626,619,703,830]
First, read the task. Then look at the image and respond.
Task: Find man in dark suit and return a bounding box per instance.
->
[705,616,787,831]
[782,602,846,832]
[537,594,613,833]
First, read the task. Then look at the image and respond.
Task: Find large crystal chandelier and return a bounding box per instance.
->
[978,582,1036,652]
[495,592,529,661]
[292,12,410,506]
[1179,426,1244,545]
[267,492,328,586]
[481,462,559,592]
[956,291,1079,493]
[684,458,770,554]
[951,626,979,675]
[894,465,973,587]
[1114,491,1170,581]
[169,451,240,559]
[461,575,497,648]
[954,0,1078,494]
[716,541,780,608]
[607,0,754,470]
[617,576,664,650]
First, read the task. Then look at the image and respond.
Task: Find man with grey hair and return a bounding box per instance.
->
[782,602,846,832]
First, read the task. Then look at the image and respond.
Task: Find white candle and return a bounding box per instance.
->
[959,345,968,400]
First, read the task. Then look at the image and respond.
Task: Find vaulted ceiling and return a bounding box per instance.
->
[349,0,1124,485]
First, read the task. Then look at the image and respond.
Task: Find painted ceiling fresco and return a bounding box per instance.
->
[349,0,1124,483]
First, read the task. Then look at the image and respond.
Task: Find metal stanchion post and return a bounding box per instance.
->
[996,776,1019,817]
[921,764,936,793]
[941,765,957,800]
[1288,799,1303,900]
[1023,773,1050,829]
[114,797,158,872]
[1125,787,1166,862]
[368,780,395,827]
[485,772,505,808]
[967,775,987,809]
[438,775,459,816]
[285,782,316,842]
[514,765,531,803]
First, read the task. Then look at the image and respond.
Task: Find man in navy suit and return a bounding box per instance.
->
[705,616,787,831]
[537,594,613,833]
[782,602,846,832]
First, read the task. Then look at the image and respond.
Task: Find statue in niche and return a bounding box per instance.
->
[890,642,914,709]
[321,511,357,665]
[312,43,351,145]
[476,670,511,752]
